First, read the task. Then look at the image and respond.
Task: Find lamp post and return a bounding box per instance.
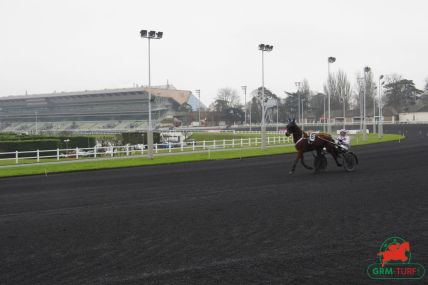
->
[294,82,301,124]
[35,111,38,135]
[327,56,336,134]
[301,98,305,126]
[342,90,346,130]
[363,66,371,140]
[140,29,163,159]
[195,89,201,125]
[357,77,364,134]
[378,75,384,138]
[241,86,247,125]
[249,93,252,131]
[258,44,273,149]
[373,87,377,134]
[276,98,279,132]
[64,139,70,156]
[323,94,326,132]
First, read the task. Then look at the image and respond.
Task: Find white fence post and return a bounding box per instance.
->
[155,143,158,153]
[15,151,18,164]
[94,146,97,158]
[76,147,79,159]
[192,141,195,151]
[232,139,235,148]
[213,140,216,148]
[111,147,113,157]
[57,148,60,160]
[141,145,144,155]
[37,149,40,162]
[126,144,130,156]
[181,142,184,152]
[168,143,172,153]
[223,139,226,148]
[203,140,206,150]
[241,138,243,147]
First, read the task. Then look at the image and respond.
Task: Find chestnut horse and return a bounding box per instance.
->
[285,119,341,174]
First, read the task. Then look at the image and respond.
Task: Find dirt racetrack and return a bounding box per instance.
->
[1,124,427,284]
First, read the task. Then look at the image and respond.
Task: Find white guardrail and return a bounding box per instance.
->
[0,136,293,166]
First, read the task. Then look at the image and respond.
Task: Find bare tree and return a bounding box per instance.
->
[336,70,352,112]
[323,74,339,109]
[215,88,241,108]
[324,70,351,111]
[353,71,377,111]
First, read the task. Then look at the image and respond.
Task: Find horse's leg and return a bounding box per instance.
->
[327,145,342,167]
[289,150,302,174]
[300,152,313,170]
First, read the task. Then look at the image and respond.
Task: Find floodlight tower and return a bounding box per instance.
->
[327,56,336,134]
[241,86,247,125]
[258,44,273,149]
[295,82,301,124]
[363,66,371,141]
[195,89,201,125]
[140,29,163,159]
[378,75,384,138]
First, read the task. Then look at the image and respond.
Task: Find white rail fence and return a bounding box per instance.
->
[0,136,293,166]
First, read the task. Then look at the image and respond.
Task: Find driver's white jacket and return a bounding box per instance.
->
[336,135,350,149]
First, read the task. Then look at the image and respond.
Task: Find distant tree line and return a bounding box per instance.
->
[203,72,426,125]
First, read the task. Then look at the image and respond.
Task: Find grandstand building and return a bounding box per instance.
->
[0,85,204,133]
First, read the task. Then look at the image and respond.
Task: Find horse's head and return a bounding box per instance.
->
[285,118,298,137]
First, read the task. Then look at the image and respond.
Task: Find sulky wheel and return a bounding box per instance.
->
[342,152,358,172]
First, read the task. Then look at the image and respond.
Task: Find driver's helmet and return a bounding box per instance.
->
[339,128,348,136]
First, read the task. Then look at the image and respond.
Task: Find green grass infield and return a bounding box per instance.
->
[0,133,404,178]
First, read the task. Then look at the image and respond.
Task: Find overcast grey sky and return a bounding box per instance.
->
[1,0,427,105]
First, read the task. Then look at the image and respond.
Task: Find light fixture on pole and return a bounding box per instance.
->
[195,89,201,125]
[327,56,336,134]
[241,86,247,125]
[294,82,301,124]
[258,43,273,149]
[140,29,163,159]
[363,66,371,140]
[378,75,384,138]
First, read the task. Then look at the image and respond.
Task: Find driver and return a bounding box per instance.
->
[336,129,350,151]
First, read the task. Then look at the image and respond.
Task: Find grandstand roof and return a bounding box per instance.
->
[0,86,193,106]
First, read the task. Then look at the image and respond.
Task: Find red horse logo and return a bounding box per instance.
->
[377,241,410,267]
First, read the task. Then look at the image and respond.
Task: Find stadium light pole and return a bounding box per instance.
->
[241,86,247,125]
[295,82,301,124]
[378,75,384,138]
[35,111,38,135]
[259,44,273,149]
[276,98,279,132]
[363,66,371,141]
[373,87,377,134]
[357,77,364,134]
[140,29,163,159]
[195,89,201,125]
[323,94,326,132]
[301,98,305,125]
[327,56,336,134]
